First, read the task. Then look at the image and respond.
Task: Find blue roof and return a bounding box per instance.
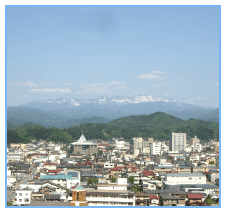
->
[40,174,79,180]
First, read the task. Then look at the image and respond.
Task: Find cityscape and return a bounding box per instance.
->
[7,131,219,206]
[6,5,220,208]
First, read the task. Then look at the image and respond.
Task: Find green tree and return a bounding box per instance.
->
[109,146,115,151]
[87,177,93,186]
[98,150,103,156]
[111,176,116,183]
[93,178,98,185]
[131,185,141,193]
[128,176,135,184]
[7,201,13,206]
[205,194,213,205]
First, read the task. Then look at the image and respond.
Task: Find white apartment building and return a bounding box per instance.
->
[170,133,186,151]
[97,178,128,191]
[150,142,161,155]
[104,162,114,168]
[86,190,135,206]
[15,189,31,205]
[165,173,206,185]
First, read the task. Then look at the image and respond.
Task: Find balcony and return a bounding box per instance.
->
[86,197,134,203]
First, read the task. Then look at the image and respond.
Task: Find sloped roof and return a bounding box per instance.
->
[74,185,85,190]
[71,134,97,145]
[78,134,87,142]
[187,194,203,199]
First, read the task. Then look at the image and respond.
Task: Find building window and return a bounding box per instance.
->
[19,193,22,196]
[19,199,22,202]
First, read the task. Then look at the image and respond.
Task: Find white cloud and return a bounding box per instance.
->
[108,81,126,85]
[30,88,71,94]
[138,71,167,80]
[138,74,159,79]
[152,71,165,75]
[14,81,37,88]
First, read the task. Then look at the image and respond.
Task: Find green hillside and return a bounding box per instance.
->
[7,112,219,145]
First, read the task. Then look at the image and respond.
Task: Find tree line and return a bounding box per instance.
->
[7,113,219,145]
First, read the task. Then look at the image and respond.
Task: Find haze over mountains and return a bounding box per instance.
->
[7,95,219,128]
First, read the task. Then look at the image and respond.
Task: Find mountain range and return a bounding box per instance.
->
[7,95,219,128]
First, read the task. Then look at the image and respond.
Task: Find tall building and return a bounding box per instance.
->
[170,132,186,152]
[150,142,161,155]
[70,134,97,156]
[190,136,200,146]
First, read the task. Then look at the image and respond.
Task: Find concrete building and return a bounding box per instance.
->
[86,190,135,206]
[97,178,128,191]
[190,136,200,146]
[170,133,186,152]
[70,185,88,206]
[70,134,97,156]
[164,173,206,185]
[150,143,161,155]
[130,137,157,156]
[15,189,31,205]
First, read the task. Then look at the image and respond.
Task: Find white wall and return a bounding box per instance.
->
[15,190,31,205]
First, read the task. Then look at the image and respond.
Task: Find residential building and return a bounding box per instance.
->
[150,143,161,155]
[97,178,128,191]
[15,189,31,206]
[190,136,200,146]
[86,189,135,206]
[164,173,206,185]
[170,133,186,152]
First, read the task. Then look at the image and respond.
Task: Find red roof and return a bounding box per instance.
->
[136,193,149,197]
[110,167,121,172]
[187,194,203,199]
[48,169,63,173]
[85,162,92,165]
[149,195,160,200]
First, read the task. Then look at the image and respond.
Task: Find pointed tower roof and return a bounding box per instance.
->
[78,134,87,143]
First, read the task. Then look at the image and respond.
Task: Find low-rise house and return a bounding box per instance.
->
[171,190,187,206]
[186,194,204,206]
[15,188,31,206]
[160,194,178,206]
[149,194,160,206]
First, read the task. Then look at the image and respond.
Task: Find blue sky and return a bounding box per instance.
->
[6,6,220,108]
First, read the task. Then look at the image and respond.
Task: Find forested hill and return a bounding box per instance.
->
[7,112,219,145]
[110,112,218,130]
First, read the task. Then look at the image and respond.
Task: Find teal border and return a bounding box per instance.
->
[0,0,225,212]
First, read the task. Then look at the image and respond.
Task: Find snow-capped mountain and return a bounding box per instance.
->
[23,95,176,109]
[6,94,217,129]
[17,95,215,121]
